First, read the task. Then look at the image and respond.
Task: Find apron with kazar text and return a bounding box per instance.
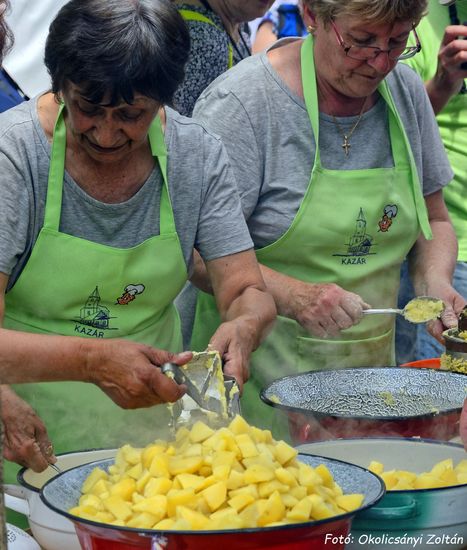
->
[4,106,188,489]
[190,36,431,434]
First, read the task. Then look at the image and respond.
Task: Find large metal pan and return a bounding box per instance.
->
[40,454,385,550]
[260,367,466,444]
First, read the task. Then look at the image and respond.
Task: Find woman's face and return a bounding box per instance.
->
[62,83,160,164]
[312,15,414,100]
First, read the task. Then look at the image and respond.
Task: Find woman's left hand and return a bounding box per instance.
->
[427,25,467,113]
[208,317,255,391]
[425,283,466,342]
[1,386,55,472]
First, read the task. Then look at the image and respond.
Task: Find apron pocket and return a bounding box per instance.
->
[296,328,395,371]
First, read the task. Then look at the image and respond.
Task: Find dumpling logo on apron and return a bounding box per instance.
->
[332,207,376,264]
[72,286,118,336]
[378,204,398,232]
[116,283,146,305]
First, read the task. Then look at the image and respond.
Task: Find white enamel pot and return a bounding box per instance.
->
[297,438,467,550]
[4,448,116,550]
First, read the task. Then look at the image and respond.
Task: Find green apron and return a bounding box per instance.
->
[178,9,233,69]
[190,36,432,430]
[4,106,187,485]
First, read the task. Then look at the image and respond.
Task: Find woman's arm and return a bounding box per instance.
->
[252,20,277,54]
[204,249,276,388]
[190,250,368,339]
[424,25,467,114]
[258,265,369,339]
[0,272,192,471]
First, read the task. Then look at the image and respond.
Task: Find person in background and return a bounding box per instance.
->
[253,0,306,54]
[0,0,275,529]
[171,0,274,116]
[182,0,465,432]
[396,0,467,364]
[0,0,69,112]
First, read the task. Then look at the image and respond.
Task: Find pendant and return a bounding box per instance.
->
[342,135,351,156]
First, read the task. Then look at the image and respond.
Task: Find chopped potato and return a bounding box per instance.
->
[70,416,364,530]
[368,458,467,490]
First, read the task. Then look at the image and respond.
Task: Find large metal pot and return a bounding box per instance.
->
[442,328,467,374]
[297,438,467,550]
[260,367,466,444]
[40,454,385,550]
[4,449,116,550]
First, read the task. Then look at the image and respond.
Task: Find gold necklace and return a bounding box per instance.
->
[331,97,368,157]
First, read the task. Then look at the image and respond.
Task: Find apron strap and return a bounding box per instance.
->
[148,115,177,234]
[43,103,66,230]
[378,83,432,240]
[300,36,321,168]
[44,105,177,235]
[178,9,233,69]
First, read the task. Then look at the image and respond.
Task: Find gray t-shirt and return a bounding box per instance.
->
[0,98,253,290]
[193,42,453,248]
[176,40,453,348]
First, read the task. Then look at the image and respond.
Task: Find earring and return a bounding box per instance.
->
[307,25,316,34]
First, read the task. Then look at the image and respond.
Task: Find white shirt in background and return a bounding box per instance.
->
[3,1,68,97]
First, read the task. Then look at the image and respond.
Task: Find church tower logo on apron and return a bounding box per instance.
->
[378,204,398,232]
[72,286,118,336]
[116,284,145,305]
[333,208,375,264]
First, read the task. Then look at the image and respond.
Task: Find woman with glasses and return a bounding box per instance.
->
[181,0,462,431]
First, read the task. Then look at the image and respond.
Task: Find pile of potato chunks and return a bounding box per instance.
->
[369,458,467,490]
[69,415,364,530]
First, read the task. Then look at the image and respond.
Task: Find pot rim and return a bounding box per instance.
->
[260,366,465,420]
[17,448,115,493]
[39,453,385,537]
[296,437,467,494]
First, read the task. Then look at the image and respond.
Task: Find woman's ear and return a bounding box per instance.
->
[301,3,318,33]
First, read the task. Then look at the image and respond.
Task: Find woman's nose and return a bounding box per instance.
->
[93,122,122,148]
[366,50,393,73]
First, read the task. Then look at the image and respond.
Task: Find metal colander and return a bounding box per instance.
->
[260,367,467,419]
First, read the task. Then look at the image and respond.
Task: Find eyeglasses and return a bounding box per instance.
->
[330,20,421,61]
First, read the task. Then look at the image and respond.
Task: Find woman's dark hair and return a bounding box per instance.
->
[0,1,14,61]
[44,0,190,106]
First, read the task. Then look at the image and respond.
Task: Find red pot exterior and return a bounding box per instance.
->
[74,518,351,550]
[287,411,460,444]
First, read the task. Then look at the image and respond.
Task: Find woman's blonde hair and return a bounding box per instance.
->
[303,0,428,26]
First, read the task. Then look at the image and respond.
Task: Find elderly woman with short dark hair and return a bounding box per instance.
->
[185,0,465,431]
[0,0,275,496]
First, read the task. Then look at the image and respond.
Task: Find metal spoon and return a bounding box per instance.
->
[363,296,445,323]
[48,462,62,474]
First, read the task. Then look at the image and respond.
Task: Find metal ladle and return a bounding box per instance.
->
[363,296,445,323]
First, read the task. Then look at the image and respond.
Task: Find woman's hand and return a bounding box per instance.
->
[1,386,54,472]
[208,318,256,391]
[284,280,369,338]
[86,342,192,409]
[427,25,467,113]
[425,283,466,343]
[205,250,277,390]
